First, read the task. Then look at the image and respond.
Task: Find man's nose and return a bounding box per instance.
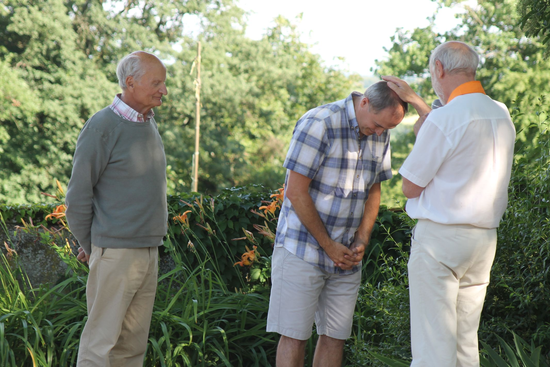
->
[161,84,168,95]
[375,128,384,136]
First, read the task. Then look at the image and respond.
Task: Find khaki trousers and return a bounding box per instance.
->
[77,245,158,367]
[408,220,496,367]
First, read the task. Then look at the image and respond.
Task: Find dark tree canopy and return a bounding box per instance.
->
[518,0,550,46]
[376,0,550,146]
[0,0,360,204]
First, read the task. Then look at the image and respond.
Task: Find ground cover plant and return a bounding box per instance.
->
[2,115,550,367]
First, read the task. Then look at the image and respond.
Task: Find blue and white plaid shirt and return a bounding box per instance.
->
[274,92,393,274]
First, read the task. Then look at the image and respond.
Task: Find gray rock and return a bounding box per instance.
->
[1,224,177,289]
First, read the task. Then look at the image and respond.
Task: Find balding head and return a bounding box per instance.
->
[117,51,168,116]
[364,81,408,116]
[116,51,164,90]
[429,41,479,77]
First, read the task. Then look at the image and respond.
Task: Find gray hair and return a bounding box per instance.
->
[364,81,408,115]
[116,53,146,89]
[429,41,479,75]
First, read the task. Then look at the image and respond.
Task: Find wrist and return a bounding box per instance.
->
[318,237,334,250]
[353,230,370,245]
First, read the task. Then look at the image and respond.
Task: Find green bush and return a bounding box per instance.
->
[3,165,550,365]
[481,101,550,349]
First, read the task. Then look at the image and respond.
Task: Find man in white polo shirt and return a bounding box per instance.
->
[383,41,516,366]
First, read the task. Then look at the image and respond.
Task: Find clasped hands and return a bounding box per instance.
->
[324,239,366,271]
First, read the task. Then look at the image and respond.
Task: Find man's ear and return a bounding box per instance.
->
[126,76,134,90]
[435,60,445,78]
[361,97,369,108]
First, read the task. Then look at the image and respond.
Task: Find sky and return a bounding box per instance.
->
[236,0,472,76]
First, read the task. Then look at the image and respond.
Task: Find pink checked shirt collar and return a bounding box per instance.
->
[110,94,155,123]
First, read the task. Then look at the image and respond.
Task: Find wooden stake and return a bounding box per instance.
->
[192,42,201,193]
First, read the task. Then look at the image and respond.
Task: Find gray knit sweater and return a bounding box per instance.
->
[65,107,168,255]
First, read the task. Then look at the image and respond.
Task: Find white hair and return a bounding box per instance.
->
[116,53,146,89]
[429,41,479,75]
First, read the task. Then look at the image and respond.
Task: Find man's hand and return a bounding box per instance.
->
[337,240,367,271]
[77,247,90,263]
[382,75,431,116]
[324,240,357,269]
[382,76,419,103]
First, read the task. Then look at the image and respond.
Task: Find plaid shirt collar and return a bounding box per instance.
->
[348,92,363,138]
[110,94,154,123]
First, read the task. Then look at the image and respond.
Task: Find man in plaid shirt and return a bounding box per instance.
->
[267,81,407,366]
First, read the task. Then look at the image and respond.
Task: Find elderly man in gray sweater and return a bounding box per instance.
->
[65,50,168,367]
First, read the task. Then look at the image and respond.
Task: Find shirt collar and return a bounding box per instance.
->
[447,81,485,104]
[347,92,361,137]
[110,94,155,123]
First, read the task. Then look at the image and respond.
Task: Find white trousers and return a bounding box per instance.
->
[408,220,496,367]
[77,245,158,367]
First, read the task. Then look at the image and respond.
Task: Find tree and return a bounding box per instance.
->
[0,0,117,204]
[160,15,361,194]
[518,0,550,47]
[377,0,550,145]
[0,0,361,203]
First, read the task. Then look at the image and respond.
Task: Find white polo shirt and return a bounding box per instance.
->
[399,83,516,228]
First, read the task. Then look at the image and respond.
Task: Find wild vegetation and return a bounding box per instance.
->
[2,122,550,364]
[1,0,550,365]
[0,0,360,204]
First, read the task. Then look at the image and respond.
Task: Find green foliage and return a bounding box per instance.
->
[481,97,550,349]
[518,0,550,47]
[0,203,59,226]
[3,176,550,365]
[481,332,550,367]
[147,248,277,366]
[0,230,88,367]
[0,0,361,204]
[0,193,278,366]
[376,0,550,147]
[345,211,413,366]
[380,117,416,208]
[166,185,278,292]
[161,15,361,194]
[0,0,118,204]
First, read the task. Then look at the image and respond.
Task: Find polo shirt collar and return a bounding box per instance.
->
[447,81,485,104]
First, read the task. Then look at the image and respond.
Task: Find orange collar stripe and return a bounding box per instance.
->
[447,81,486,104]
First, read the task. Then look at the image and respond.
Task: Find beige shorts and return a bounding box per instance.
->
[266,246,361,340]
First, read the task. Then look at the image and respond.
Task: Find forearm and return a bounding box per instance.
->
[65,172,94,254]
[402,177,425,199]
[288,192,333,249]
[354,183,381,245]
[409,96,431,118]
[65,127,107,254]
[286,170,357,268]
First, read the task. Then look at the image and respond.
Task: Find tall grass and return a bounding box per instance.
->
[2,177,549,366]
[0,205,278,366]
[0,244,88,366]
[146,233,276,366]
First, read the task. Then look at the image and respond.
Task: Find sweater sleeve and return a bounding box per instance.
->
[65,123,111,255]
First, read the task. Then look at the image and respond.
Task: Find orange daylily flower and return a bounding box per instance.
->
[270,185,284,203]
[172,210,192,226]
[45,205,66,220]
[259,200,278,215]
[234,245,258,267]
